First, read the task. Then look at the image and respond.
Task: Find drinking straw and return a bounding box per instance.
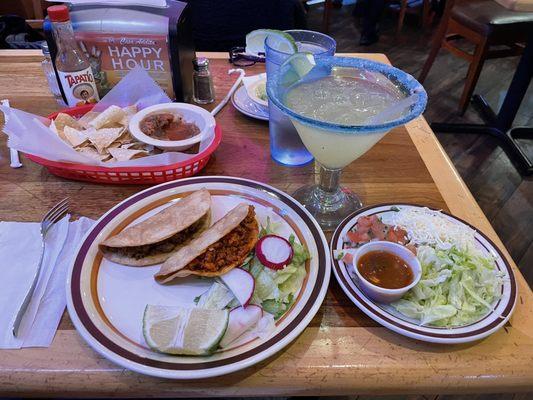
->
[211,68,245,116]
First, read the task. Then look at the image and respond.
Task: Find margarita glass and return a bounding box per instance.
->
[267,56,427,230]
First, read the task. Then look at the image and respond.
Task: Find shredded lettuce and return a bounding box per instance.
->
[392,245,503,327]
[259,216,281,238]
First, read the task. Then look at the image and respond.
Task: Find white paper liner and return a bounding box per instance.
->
[1,67,215,168]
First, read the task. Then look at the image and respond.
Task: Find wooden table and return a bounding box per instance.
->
[0,50,532,397]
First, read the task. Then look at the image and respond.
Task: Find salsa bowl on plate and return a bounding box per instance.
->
[66,176,330,379]
[129,103,215,151]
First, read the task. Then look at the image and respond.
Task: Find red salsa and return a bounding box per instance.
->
[140,112,200,141]
[357,250,413,289]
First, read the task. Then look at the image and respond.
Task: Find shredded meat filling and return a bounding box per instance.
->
[104,217,205,260]
[188,208,257,273]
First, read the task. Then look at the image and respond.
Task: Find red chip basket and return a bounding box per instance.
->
[25,104,222,185]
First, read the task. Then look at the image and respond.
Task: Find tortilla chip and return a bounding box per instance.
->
[88,105,126,129]
[86,127,123,154]
[77,111,99,129]
[78,146,109,161]
[121,142,146,150]
[156,204,259,282]
[99,189,212,266]
[114,130,134,145]
[108,141,122,149]
[63,126,88,147]
[123,105,138,115]
[54,113,82,132]
[108,147,147,161]
[119,105,138,126]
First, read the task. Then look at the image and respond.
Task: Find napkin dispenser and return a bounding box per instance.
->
[44,0,194,102]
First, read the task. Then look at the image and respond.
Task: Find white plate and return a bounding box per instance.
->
[331,203,517,344]
[67,176,330,379]
[231,85,269,121]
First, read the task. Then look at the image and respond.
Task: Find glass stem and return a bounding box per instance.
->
[318,164,341,193]
[314,164,344,209]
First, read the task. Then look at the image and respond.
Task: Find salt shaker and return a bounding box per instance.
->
[192,57,215,104]
[41,43,66,106]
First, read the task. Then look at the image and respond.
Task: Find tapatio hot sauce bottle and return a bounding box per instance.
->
[47,5,99,107]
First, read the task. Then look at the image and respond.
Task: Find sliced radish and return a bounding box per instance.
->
[255,234,293,270]
[220,305,263,348]
[220,267,255,306]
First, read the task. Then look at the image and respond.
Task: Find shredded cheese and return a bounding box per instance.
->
[385,207,478,252]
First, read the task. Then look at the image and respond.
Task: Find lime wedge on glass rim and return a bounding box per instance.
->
[245,29,297,54]
[279,52,316,87]
[143,305,229,356]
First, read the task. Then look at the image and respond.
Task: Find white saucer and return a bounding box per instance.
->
[231,85,269,121]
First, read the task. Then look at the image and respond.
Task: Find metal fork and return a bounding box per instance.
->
[12,198,69,337]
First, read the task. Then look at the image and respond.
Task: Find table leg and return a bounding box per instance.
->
[495,33,533,131]
[431,33,533,175]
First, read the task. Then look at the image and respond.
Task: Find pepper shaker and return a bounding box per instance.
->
[192,57,215,104]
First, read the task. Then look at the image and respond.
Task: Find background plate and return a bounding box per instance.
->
[231,85,269,121]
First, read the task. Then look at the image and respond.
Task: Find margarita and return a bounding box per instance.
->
[284,74,405,169]
[267,55,427,230]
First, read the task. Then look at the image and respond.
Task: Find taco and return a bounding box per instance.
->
[155,203,259,282]
[100,189,211,266]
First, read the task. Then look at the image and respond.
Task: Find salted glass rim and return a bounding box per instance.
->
[266,56,428,134]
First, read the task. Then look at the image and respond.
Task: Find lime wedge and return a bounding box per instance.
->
[143,305,229,356]
[279,52,316,87]
[245,29,297,55]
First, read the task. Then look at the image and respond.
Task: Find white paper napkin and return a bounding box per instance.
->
[0,216,94,348]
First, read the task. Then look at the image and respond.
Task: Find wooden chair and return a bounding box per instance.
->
[320,0,432,35]
[393,0,432,34]
[419,0,533,114]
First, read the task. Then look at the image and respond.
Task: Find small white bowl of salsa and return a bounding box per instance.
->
[129,103,215,151]
[352,241,421,303]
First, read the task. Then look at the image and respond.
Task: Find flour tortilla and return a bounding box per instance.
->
[155,203,259,282]
[100,189,212,266]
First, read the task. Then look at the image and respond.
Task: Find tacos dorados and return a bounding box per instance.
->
[155,203,259,282]
[100,189,211,266]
